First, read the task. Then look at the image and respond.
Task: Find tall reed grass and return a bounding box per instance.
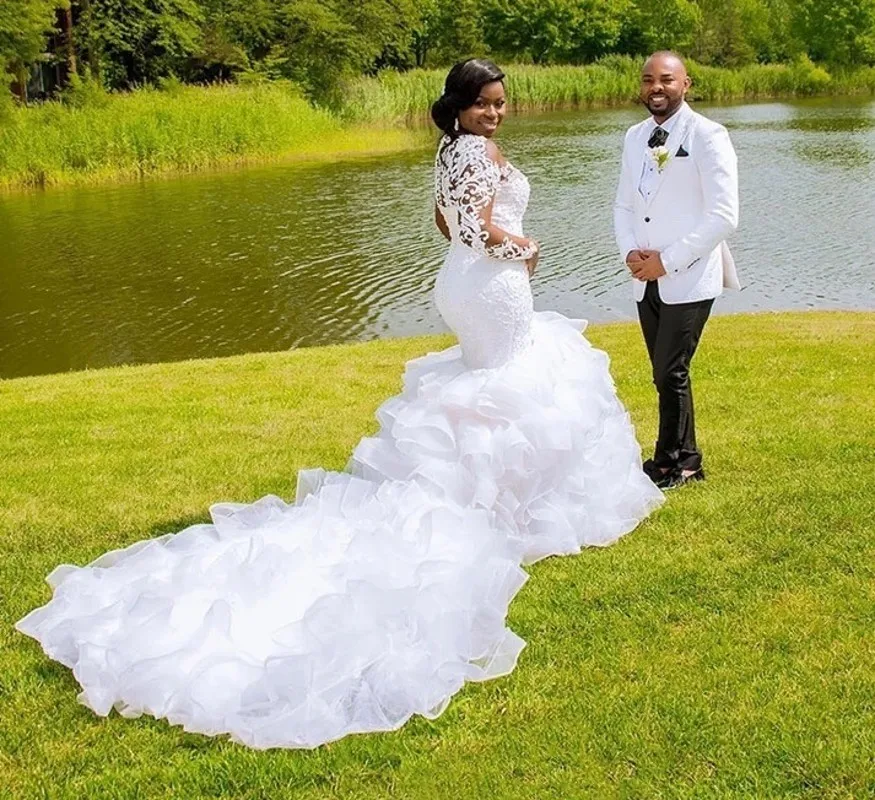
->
[344,56,875,123]
[3,58,873,191]
[0,81,420,190]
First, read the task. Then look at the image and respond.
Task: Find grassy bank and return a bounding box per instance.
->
[0,81,424,191]
[3,311,874,798]
[3,57,875,192]
[345,56,875,122]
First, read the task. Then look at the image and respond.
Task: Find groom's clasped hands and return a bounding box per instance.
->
[625,248,667,281]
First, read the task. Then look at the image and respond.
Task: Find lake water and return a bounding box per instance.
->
[1,97,873,380]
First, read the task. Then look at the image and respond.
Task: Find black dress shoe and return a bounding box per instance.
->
[642,459,668,482]
[657,466,706,490]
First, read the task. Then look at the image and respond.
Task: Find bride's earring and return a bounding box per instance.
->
[454,117,460,132]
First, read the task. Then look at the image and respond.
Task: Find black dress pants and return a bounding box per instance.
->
[637,280,713,471]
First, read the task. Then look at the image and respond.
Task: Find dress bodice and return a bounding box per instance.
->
[490,164,529,237]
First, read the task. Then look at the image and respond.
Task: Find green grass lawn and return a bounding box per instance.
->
[2,311,873,799]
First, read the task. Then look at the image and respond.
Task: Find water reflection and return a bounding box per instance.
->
[0,98,873,380]
[795,141,874,167]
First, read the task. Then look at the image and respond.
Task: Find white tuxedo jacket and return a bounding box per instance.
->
[614,102,740,304]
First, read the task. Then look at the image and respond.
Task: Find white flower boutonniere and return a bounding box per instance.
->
[650,145,671,173]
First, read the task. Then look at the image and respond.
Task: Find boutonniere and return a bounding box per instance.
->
[649,145,671,173]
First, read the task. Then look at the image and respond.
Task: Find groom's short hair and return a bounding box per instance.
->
[645,51,688,73]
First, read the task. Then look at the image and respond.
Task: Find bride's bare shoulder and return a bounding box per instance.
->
[483,138,505,165]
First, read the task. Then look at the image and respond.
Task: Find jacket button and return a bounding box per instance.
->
[644,217,651,222]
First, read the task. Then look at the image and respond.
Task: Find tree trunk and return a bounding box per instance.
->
[12,66,27,103]
[52,6,77,88]
[78,0,100,80]
[62,7,77,78]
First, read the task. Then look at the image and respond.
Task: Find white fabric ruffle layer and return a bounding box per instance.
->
[16,311,662,749]
[352,312,663,564]
[16,478,527,749]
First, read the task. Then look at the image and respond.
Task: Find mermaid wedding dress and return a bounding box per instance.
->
[16,134,663,749]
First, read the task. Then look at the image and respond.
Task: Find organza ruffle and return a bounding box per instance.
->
[16,477,527,749]
[16,311,661,749]
[352,312,664,564]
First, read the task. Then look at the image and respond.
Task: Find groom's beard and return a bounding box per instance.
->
[644,95,684,119]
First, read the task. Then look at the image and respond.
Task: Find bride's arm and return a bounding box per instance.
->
[450,138,538,261]
[434,204,451,241]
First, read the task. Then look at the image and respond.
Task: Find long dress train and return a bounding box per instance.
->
[16,133,663,749]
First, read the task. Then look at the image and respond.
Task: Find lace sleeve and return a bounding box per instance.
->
[439,136,537,261]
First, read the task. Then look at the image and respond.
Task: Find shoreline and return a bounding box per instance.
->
[0,132,432,196]
[6,88,873,196]
[3,87,872,196]
[2,309,870,385]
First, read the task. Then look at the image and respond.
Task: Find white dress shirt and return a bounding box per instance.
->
[638,108,684,201]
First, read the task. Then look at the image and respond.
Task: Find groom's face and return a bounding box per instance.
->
[640,55,690,120]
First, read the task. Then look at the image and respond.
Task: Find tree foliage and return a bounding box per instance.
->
[411,0,486,68]
[268,0,420,103]
[0,0,62,82]
[791,0,875,65]
[75,0,203,87]
[6,0,875,101]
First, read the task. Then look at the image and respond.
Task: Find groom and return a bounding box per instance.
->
[614,51,739,489]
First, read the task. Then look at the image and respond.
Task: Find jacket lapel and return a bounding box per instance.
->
[632,123,652,201]
[645,106,695,209]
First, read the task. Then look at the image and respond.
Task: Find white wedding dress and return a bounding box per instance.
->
[16,134,663,750]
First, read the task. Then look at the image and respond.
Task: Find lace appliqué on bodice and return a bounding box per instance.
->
[434,135,535,261]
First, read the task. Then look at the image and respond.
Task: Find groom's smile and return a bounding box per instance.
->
[647,92,668,109]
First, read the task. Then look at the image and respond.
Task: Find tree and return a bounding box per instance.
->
[791,0,875,65]
[689,0,766,66]
[567,0,634,62]
[483,0,631,65]
[410,0,487,68]
[747,0,802,63]
[270,0,420,104]
[616,0,702,56]
[190,0,278,80]
[78,0,203,88]
[483,0,577,64]
[0,0,61,98]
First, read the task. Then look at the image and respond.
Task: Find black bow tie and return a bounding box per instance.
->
[648,126,669,148]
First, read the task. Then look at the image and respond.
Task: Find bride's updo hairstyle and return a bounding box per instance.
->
[431,59,506,139]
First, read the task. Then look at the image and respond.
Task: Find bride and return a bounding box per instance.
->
[16,59,663,750]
